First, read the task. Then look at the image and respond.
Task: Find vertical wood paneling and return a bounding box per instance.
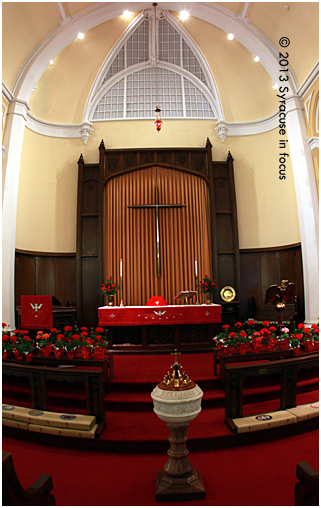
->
[239,244,304,321]
[15,251,77,314]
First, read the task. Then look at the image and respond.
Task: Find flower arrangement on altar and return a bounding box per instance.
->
[2,323,109,361]
[213,320,319,356]
[101,277,120,295]
[199,276,217,295]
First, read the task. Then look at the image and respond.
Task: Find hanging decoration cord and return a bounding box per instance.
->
[153,3,163,132]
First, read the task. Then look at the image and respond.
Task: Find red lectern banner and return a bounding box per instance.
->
[20,295,53,329]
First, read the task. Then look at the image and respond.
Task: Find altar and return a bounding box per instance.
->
[98,304,221,352]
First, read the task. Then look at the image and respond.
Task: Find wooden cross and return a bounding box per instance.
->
[128,172,185,277]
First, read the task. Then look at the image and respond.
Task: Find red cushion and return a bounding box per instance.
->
[145,296,168,306]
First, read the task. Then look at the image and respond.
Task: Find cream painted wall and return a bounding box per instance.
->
[171,13,279,122]
[29,15,136,124]
[16,120,300,253]
[2,2,60,90]
[16,129,79,252]
[29,12,278,124]
[249,2,319,87]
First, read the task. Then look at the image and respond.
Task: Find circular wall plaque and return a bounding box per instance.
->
[220,286,236,302]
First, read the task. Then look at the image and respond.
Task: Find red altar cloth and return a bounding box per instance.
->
[98,304,221,327]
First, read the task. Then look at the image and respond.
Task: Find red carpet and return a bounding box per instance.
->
[2,352,319,505]
[2,429,319,506]
[2,352,319,451]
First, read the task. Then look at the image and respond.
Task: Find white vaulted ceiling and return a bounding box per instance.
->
[2,2,319,142]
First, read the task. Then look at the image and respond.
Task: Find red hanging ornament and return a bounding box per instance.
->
[154,105,162,132]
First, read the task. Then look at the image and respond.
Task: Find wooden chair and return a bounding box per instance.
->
[295,461,319,506]
[2,451,55,505]
[247,294,302,330]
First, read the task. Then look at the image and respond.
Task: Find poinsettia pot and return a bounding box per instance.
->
[54,347,65,359]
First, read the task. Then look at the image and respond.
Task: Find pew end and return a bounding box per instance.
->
[295,461,319,506]
[2,451,55,505]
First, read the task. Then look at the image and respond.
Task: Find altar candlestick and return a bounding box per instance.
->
[120,258,122,276]
[195,258,198,276]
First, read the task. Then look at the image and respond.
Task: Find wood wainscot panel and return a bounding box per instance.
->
[213,166,231,211]
[15,250,77,330]
[240,244,304,323]
[82,166,100,213]
[217,215,234,253]
[81,256,102,328]
[37,256,56,296]
[239,252,260,319]
[55,257,76,306]
[259,252,279,304]
[15,254,37,307]
[81,217,99,255]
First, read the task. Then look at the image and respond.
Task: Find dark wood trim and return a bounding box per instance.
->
[15,249,75,257]
[240,242,301,254]
[103,162,210,186]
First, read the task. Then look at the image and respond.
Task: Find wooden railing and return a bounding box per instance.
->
[2,362,106,436]
[224,354,319,423]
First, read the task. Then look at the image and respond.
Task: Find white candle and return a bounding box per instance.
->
[195,258,197,276]
[120,258,122,276]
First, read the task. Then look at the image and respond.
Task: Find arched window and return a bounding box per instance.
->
[90,10,219,122]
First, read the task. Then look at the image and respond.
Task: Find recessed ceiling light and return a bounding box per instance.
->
[123,10,131,19]
[180,11,189,20]
[49,59,54,66]
[253,55,260,63]
[77,32,84,40]
[272,82,278,90]
[227,33,235,41]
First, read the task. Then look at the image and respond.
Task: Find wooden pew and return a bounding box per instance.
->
[224,354,319,427]
[2,362,106,436]
[295,461,319,506]
[4,351,114,385]
[2,451,55,505]
[217,349,295,390]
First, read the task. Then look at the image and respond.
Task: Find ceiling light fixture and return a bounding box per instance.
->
[77,32,84,40]
[227,33,235,41]
[180,11,189,20]
[49,59,54,66]
[123,10,131,19]
[253,55,260,63]
[272,82,278,90]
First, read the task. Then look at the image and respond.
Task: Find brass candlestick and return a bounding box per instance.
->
[119,276,124,307]
[195,275,200,305]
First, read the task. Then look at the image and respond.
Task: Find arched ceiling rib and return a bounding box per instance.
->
[12,2,297,103]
